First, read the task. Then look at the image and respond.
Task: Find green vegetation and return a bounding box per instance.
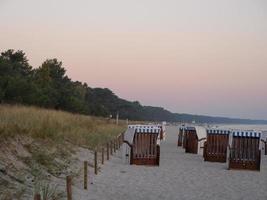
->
[0,49,266,124]
[0,105,125,148]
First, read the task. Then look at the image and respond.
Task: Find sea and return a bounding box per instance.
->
[214,124,267,140]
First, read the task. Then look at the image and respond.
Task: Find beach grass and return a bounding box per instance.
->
[0,104,126,149]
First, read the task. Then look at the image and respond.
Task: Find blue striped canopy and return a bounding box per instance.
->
[128,125,160,134]
[184,126,196,131]
[207,129,230,135]
[232,131,261,138]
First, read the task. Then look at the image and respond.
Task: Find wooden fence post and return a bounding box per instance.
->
[118,135,121,147]
[114,139,116,153]
[66,176,72,200]
[156,145,160,166]
[101,147,104,164]
[121,133,124,145]
[107,143,110,160]
[94,150,98,175]
[34,194,41,200]
[110,141,113,155]
[265,142,267,155]
[84,161,88,190]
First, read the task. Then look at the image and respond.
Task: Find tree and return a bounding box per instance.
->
[33,59,69,108]
[1,49,32,76]
[0,49,35,104]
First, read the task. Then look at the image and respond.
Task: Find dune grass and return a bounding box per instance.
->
[0,105,127,199]
[0,104,126,149]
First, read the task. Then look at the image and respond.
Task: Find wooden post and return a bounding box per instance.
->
[94,150,98,175]
[110,141,113,155]
[66,176,72,200]
[84,161,88,190]
[34,194,41,200]
[107,143,110,160]
[265,142,267,155]
[122,132,124,144]
[114,139,116,153]
[203,141,207,161]
[156,145,160,166]
[101,147,104,164]
[115,139,118,150]
[130,145,133,165]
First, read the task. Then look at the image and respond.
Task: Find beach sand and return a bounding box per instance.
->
[74,126,267,200]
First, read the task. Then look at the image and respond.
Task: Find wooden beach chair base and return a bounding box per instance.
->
[228,151,261,171]
[132,145,160,166]
[204,155,227,163]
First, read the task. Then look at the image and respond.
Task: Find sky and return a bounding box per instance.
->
[0,0,267,120]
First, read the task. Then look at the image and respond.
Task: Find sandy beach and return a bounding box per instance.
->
[71,126,267,200]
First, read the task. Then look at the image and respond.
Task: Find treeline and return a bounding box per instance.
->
[0,49,133,118]
[0,49,168,120]
[1,49,266,124]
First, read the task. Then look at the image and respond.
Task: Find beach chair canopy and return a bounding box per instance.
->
[232,130,261,138]
[207,129,231,135]
[179,125,206,140]
[125,125,161,145]
[185,126,195,131]
[124,127,136,145]
[195,126,207,140]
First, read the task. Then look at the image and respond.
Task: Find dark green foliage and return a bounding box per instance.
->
[0,50,35,104]
[0,49,266,124]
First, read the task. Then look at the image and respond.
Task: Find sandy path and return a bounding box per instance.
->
[81,126,267,200]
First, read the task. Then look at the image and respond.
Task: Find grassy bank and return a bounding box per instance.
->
[0,104,126,149]
[0,105,127,199]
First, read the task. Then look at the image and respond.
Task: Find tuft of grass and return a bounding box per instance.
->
[34,181,65,200]
[20,143,70,177]
[0,104,126,149]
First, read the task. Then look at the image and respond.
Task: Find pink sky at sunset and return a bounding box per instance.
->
[0,0,267,119]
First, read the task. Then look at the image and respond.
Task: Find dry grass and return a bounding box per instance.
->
[0,105,128,199]
[0,104,126,149]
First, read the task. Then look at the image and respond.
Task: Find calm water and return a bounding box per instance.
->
[215,124,267,139]
[216,124,267,131]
